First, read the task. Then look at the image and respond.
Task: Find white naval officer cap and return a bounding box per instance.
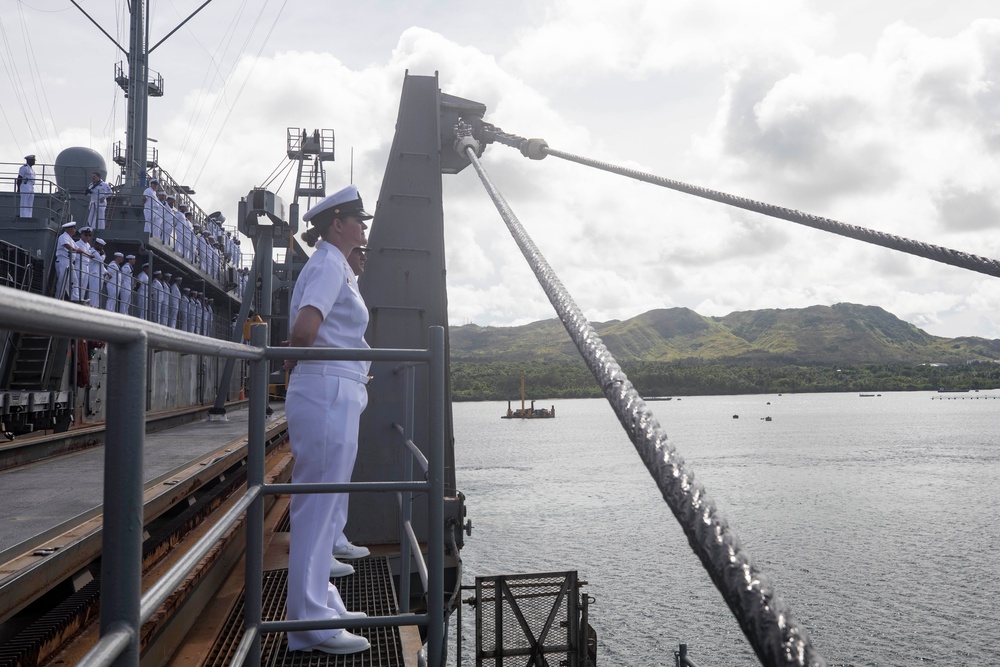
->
[62,221,77,228]
[302,184,373,224]
[78,226,92,234]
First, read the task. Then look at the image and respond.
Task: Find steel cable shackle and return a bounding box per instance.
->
[457,135,827,667]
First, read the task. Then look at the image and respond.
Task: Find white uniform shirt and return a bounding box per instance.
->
[88,180,112,205]
[289,239,370,378]
[56,231,76,268]
[143,187,157,215]
[18,164,35,192]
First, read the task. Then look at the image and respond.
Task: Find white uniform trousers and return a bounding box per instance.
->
[136,284,148,320]
[19,189,34,218]
[89,264,103,308]
[104,279,118,312]
[284,372,367,651]
[71,256,85,302]
[118,280,132,315]
[88,201,107,230]
[55,258,71,300]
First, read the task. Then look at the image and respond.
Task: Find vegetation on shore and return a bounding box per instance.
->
[451,360,1000,401]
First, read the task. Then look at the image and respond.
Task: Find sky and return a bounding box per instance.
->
[3,0,1000,339]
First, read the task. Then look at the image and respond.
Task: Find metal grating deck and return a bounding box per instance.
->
[204,558,404,667]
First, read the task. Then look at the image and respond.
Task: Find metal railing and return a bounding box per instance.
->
[0,285,448,667]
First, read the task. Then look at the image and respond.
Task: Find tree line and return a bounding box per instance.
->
[450,360,1000,401]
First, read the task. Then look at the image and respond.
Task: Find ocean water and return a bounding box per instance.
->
[452,391,1000,666]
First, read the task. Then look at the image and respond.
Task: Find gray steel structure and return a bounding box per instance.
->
[351,73,485,546]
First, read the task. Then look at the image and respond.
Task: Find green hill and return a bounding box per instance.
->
[451,303,1000,365]
[449,304,1000,399]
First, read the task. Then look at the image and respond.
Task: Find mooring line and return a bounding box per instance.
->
[455,125,827,667]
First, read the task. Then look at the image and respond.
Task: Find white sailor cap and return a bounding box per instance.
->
[125,254,136,260]
[174,275,183,281]
[62,221,77,228]
[95,238,106,246]
[164,272,172,278]
[302,184,373,224]
[157,190,167,196]
[142,262,150,268]
[177,204,187,211]
[154,269,162,275]
[166,194,176,200]
[149,177,159,184]
[113,252,124,258]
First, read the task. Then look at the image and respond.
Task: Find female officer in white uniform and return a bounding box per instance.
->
[284,184,372,655]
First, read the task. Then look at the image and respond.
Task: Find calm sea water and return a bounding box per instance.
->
[452,391,1000,667]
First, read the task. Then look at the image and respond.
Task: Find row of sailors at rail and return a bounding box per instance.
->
[141,178,242,278]
[56,221,219,335]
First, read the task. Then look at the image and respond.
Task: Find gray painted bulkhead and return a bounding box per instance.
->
[349,73,485,545]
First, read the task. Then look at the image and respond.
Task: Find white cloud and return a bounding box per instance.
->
[4,2,1000,340]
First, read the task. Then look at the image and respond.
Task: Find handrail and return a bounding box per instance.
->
[139,485,262,622]
[1,286,449,667]
[0,286,261,357]
[392,422,431,473]
[243,323,448,667]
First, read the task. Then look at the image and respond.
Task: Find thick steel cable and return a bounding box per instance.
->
[485,126,1000,278]
[549,147,1000,277]
[461,141,826,667]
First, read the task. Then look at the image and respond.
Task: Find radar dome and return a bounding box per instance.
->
[55,147,108,193]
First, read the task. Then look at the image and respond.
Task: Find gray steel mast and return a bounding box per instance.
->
[124,1,149,192]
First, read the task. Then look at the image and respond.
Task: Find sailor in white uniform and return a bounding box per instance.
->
[85,171,112,230]
[152,270,168,325]
[176,205,192,262]
[71,227,90,302]
[191,292,205,336]
[89,238,107,308]
[55,220,80,300]
[164,195,178,248]
[15,155,36,218]
[155,190,168,241]
[180,287,192,332]
[136,263,151,320]
[284,185,373,655]
[118,255,136,315]
[184,210,197,263]
[168,275,182,329]
[104,252,124,312]
[142,178,159,233]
